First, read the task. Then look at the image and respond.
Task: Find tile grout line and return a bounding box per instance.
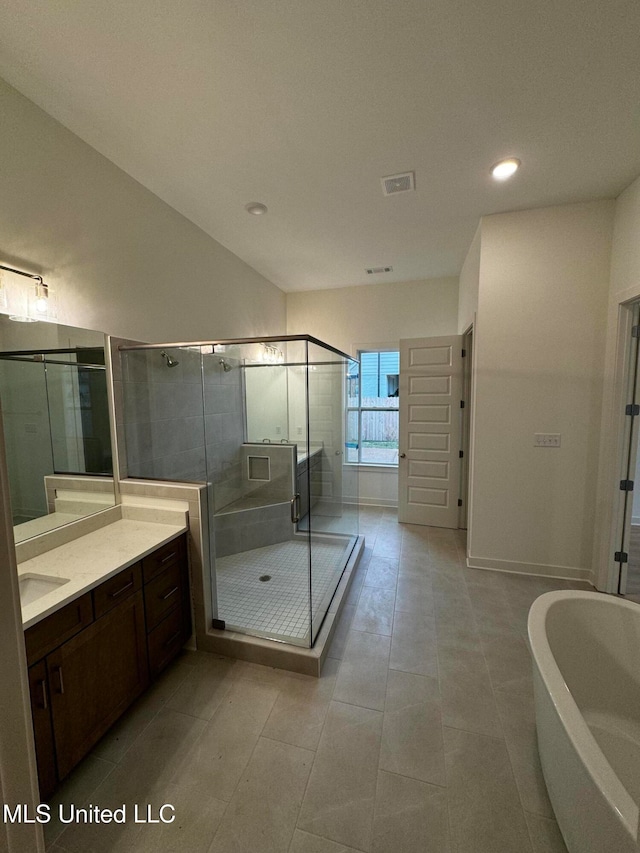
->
[206,677,284,849]
[460,563,537,853]
[295,513,387,851]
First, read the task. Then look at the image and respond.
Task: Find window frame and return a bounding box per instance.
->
[346,348,399,468]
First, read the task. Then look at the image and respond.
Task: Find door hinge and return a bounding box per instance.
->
[459,450,464,458]
[212,618,226,630]
[462,349,466,357]
[615,551,629,564]
[460,400,465,409]
[632,325,640,338]
[626,404,640,416]
[457,498,463,507]
[620,479,635,492]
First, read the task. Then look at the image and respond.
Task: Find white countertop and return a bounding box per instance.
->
[297,446,323,464]
[14,511,88,544]
[19,517,188,630]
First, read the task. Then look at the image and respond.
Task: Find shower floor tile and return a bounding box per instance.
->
[215,538,353,644]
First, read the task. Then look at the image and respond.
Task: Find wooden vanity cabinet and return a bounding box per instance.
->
[25,532,189,796]
[27,660,57,800]
[143,536,191,677]
[47,590,148,780]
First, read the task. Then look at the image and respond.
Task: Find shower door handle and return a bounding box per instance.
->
[290,493,301,524]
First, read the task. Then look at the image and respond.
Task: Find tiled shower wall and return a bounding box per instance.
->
[308,365,346,505]
[117,346,245,497]
[202,353,245,512]
[120,346,207,481]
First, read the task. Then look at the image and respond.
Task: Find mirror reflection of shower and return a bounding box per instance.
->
[219,358,232,372]
[160,349,179,368]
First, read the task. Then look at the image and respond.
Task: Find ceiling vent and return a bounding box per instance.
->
[366,266,393,275]
[381,171,415,196]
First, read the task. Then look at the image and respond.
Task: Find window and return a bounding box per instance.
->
[346,350,399,465]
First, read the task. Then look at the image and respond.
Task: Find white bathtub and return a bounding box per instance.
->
[528,591,640,852]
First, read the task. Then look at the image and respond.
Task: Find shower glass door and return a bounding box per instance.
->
[204,339,313,646]
[307,340,358,644]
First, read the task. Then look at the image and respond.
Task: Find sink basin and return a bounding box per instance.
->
[19,573,69,607]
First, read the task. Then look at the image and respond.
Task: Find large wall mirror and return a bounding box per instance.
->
[0,316,116,543]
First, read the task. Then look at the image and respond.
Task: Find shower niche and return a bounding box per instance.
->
[121,336,359,649]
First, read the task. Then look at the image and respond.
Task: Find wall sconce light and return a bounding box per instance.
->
[0,263,58,323]
[261,344,284,364]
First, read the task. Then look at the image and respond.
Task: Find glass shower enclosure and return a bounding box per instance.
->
[121,336,359,648]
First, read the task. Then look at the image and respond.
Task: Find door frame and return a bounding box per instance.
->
[0,402,45,851]
[459,325,474,530]
[594,290,640,593]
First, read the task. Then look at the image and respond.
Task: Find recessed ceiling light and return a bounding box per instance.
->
[245,202,268,215]
[491,158,520,181]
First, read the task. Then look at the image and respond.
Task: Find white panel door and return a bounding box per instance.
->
[398,335,463,527]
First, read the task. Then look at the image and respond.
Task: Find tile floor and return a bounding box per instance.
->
[45,506,592,853]
[215,536,354,643]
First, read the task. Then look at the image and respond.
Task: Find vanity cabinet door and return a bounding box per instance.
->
[27,660,57,800]
[47,590,149,780]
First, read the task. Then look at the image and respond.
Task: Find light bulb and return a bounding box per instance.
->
[491,158,520,181]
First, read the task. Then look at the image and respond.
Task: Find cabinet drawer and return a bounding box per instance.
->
[25,593,93,666]
[144,562,182,632]
[142,535,185,583]
[147,607,184,678]
[93,562,142,619]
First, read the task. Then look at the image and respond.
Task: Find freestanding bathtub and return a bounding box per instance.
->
[528,591,640,852]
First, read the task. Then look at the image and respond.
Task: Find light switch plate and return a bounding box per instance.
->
[534,433,561,447]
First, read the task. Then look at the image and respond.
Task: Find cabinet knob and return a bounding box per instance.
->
[400,453,406,458]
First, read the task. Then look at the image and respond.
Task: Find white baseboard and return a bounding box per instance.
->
[467,554,593,584]
[349,496,398,508]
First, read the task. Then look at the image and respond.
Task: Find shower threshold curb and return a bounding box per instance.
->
[197,534,365,677]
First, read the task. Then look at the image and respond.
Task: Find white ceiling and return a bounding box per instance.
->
[0,1,639,292]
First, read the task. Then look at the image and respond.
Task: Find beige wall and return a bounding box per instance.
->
[609,176,640,299]
[458,223,481,334]
[286,277,459,357]
[0,78,285,343]
[469,200,614,580]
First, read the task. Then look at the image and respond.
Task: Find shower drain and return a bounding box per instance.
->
[259,575,272,582]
